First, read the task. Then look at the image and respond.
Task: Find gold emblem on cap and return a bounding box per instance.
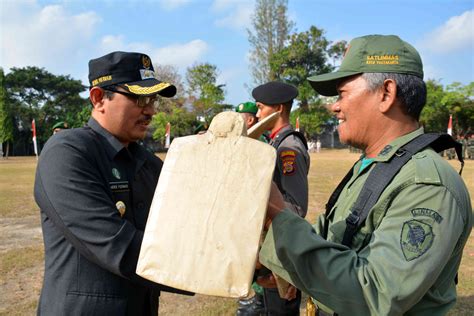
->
[116,201,126,217]
[142,55,151,69]
[239,103,244,111]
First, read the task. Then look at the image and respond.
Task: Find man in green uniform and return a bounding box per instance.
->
[236,101,270,144]
[51,121,68,135]
[236,102,259,128]
[259,35,472,315]
[235,101,267,315]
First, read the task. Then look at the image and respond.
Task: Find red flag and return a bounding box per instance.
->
[32,119,38,157]
[165,122,171,148]
[295,117,300,132]
[447,114,453,136]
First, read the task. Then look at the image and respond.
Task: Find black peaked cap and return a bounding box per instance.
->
[252,81,298,105]
[88,51,176,97]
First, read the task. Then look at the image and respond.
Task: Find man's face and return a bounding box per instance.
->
[240,112,257,129]
[331,75,380,149]
[256,102,279,130]
[101,87,157,145]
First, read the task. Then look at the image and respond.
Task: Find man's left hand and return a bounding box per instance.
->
[264,182,285,230]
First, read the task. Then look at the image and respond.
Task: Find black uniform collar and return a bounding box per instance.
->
[88,117,125,158]
[87,118,149,169]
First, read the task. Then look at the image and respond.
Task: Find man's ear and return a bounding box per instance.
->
[277,104,284,113]
[379,79,397,113]
[89,87,106,113]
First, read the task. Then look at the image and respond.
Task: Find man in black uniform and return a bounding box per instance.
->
[252,81,310,315]
[34,51,190,315]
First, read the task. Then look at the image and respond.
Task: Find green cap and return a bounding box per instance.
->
[235,102,258,115]
[308,35,424,96]
[52,121,68,130]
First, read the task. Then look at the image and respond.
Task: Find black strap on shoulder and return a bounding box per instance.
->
[322,133,463,247]
[322,163,356,239]
[271,129,308,150]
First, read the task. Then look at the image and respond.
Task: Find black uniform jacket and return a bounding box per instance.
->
[35,118,166,315]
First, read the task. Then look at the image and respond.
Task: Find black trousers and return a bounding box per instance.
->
[263,288,301,315]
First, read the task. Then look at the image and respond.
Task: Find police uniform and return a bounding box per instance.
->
[34,52,184,315]
[253,82,310,315]
[259,35,472,315]
[270,125,310,217]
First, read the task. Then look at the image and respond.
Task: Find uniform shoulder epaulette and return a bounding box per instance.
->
[412,151,441,185]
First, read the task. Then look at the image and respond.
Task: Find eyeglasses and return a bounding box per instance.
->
[103,85,158,109]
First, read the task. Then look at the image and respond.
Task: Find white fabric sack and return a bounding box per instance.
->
[136,112,276,298]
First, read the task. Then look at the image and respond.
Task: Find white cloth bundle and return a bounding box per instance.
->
[136,112,276,297]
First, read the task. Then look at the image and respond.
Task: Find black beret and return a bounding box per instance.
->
[88,51,176,97]
[252,81,298,105]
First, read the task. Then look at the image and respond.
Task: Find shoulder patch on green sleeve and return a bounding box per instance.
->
[400,219,435,261]
[413,152,441,185]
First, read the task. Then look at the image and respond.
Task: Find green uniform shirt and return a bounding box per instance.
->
[260,128,472,315]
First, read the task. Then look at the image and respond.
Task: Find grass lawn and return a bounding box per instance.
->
[0,150,472,315]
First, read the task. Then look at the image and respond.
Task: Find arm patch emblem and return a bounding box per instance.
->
[280,150,296,175]
[400,219,434,261]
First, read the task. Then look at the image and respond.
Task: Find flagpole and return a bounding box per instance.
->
[32,119,38,159]
[165,122,171,149]
[447,114,453,136]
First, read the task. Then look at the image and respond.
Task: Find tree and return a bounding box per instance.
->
[153,64,186,114]
[0,68,14,158]
[327,40,348,68]
[248,0,293,84]
[421,80,473,135]
[270,26,338,111]
[290,103,332,135]
[186,63,228,125]
[152,107,197,144]
[443,82,473,136]
[4,67,88,155]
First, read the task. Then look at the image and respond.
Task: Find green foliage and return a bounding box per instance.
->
[4,67,89,152]
[0,68,15,144]
[290,102,333,138]
[270,26,336,111]
[421,80,473,135]
[152,107,197,143]
[186,63,227,125]
[327,40,348,67]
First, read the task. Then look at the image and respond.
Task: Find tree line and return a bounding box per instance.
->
[1,0,472,156]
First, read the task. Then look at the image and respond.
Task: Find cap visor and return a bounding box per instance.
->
[308,71,361,96]
[123,78,177,97]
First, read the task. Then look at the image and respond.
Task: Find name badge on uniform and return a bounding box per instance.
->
[110,181,129,192]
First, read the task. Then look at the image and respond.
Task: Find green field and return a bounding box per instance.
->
[0,151,472,315]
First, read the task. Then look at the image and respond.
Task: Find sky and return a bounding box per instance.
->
[1,0,473,107]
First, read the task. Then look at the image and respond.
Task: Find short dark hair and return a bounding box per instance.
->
[282,100,293,116]
[362,73,426,120]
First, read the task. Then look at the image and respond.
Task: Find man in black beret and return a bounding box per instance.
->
[34,51,190,315]
[252,81,310,315]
